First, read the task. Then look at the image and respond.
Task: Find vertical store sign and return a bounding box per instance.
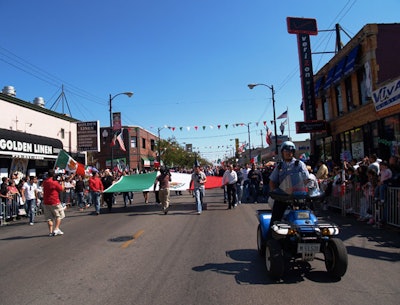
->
[287,17,318,121]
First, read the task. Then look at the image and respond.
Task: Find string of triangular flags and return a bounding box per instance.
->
[152,120,276,132]
[152,109,288,132]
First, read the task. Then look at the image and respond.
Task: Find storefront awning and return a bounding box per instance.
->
[323,66,336,90]
[314,77,324,97]
[141,156,151,167]
[0,128,63,160]
[343,45,360,76]
[332,57,347,84]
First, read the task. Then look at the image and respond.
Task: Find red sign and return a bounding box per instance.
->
[296,121,327,133]
[287,17,318,35]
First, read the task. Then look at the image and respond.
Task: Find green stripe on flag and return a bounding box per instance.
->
[55,150,70,169]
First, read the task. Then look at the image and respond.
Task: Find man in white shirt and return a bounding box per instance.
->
[222,164,238,209]
[22,176,39,225]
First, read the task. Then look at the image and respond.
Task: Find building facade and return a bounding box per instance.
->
[0,89,158,177]
[312,23,400,164]
[0,90,79,177]
[95,126,158,172]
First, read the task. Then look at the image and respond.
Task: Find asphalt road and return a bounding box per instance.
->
[0,188,399,305]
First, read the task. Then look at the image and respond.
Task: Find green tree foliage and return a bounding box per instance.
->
[157,137,210,169]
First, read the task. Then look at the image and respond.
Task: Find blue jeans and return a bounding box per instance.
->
[243,180,250,200]
[236,184,243,203]
[262,183,270,200]
[194,186,205,212]
[26,199,36,223]
[91,192,101,213]
[76,192,85,209]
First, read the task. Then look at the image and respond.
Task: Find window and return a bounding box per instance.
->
[150,139,155,151]
[344,77,354,111]
[335,84,343,115]
[60,128,65,139]
[142,138,146,149]
[131,136,137,148]
[322,96,330,121]
[357,69,368,105]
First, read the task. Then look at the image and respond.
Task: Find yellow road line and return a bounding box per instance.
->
[120,230,144,249]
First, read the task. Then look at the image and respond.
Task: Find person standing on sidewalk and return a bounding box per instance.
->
[222,164,238,209]
[89,171,104,215]
[22,176,39,225]
[75,175,86,211]
[153,167,171,214]
[42,169,65,236]
[190,165,207,214]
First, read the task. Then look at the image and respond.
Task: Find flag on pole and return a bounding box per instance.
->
[250,155,260,164]
[110,132,117,147]
[266,127,272,145]
[277,110,288,119]
[54,150,85,176]
[116,129,126,151]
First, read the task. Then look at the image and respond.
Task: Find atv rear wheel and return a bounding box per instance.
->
[324,238,348,278]
[265,239,285,280]
[257,224,266,256]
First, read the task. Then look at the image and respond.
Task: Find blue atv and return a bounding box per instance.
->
[257,186,348,280]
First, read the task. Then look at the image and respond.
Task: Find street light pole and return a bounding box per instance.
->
[248,83,279,156]
[109,92,133,170]
[247,123,251,162]
[157,127,162,163]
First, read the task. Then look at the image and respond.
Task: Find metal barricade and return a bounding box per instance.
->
[386,187,400,227]
[0,193,25,226]
[324,180,400,228]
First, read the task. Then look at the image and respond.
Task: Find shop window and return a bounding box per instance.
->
[371,121,379,149]
[351,128,363,142]
[383,116,400,142]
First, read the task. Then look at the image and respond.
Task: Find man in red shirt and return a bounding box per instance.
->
[153,167,171,214]
[42,169,65,236]
[89,171,104,215]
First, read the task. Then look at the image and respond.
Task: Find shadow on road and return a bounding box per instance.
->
[192,248,341,285]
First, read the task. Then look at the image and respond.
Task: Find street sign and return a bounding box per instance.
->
[295,120,327,133]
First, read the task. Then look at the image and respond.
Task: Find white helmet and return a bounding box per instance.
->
[281,141,296,153]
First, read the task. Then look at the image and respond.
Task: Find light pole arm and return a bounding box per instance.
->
[248,83,279,157]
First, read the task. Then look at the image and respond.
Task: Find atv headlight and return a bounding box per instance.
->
[321,228,331,236]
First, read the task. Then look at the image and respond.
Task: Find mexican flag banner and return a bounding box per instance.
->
[54,150,85,176]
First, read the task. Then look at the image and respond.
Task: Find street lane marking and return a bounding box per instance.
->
[120,230,144,249]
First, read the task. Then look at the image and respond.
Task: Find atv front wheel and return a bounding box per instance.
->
[265,239,285,280]
[257,224,266,256]
[324,238,348,278]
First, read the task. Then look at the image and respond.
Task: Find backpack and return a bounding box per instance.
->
[236,170,243,184]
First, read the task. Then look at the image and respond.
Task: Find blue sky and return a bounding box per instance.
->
[1,0,399,162]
